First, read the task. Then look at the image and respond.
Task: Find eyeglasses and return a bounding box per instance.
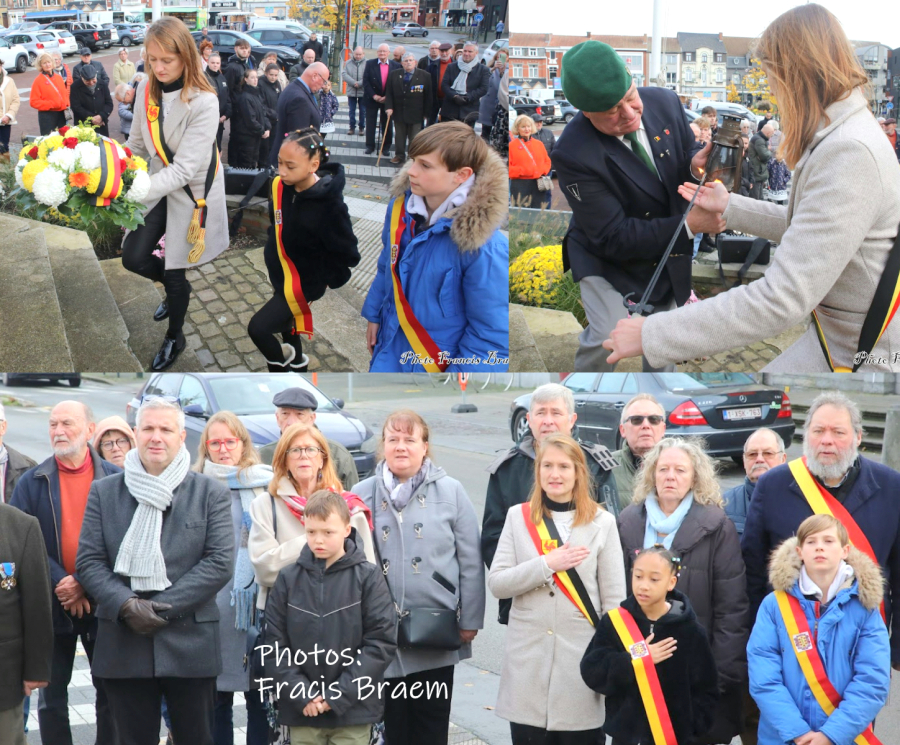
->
[625,415,664,426]
[744,450,782,459]
[101,438,131,451]
[287,446,323,459]
[207,438,241,451]
[141,394,182,408]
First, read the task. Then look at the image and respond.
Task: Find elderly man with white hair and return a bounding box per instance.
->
[0,403,36,504]
[363,43,400,155]
[76,397,234,745]
[385,51,433,163]
[439,41,490,125]
[748,120,775,199]
[482,382,619,624]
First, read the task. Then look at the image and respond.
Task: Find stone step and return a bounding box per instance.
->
[99,259,203,372]
[790,400,887,453]
[509,303,547,373]
[517,304,581,373]
[0,215,74,372]
[42,224,143,373]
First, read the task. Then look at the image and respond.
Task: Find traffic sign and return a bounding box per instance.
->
[473,12,483,22]
[887,102,894,110]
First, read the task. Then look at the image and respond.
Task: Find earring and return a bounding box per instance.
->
[317,470,323,481]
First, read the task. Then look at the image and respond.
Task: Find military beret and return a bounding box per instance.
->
[272,387,318,411]
[562,40,632,113]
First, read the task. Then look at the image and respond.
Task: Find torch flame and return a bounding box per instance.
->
[714,179,722,184]
[698,168,704,174]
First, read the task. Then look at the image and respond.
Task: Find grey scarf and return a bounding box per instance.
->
[116,445,191,591]
[382,458,431,511]
[0,445,7,503]
[451,57,478,95]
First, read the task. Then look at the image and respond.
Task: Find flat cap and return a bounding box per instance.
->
[561,40,631,113]
[438,42,453,51]
[885,118,897,125]
[80,64,97,80]
[272,387,318,411]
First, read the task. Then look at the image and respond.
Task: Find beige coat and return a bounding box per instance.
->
[113,59,136,88]
[643,88,900,371]
[488,504,626,731]
[125,80,229,270]
[0,74,20,123]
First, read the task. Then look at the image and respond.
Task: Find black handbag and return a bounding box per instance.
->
[717,235,771,289]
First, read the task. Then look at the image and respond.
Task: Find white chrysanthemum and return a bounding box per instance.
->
[74,141,101,172]
[126,170,151,203]
[32,168,69,208]
[47,147,78,172]
[14,159,26,188]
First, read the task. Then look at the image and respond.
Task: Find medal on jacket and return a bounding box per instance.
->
[271,175,314,338]
[0,562,16,590]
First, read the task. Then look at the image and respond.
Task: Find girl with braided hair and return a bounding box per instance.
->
[247,127,360,371]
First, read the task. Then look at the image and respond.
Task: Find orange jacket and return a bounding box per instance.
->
[29,71,68,112]
[509,136,551,180]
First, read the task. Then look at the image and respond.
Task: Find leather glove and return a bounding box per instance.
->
[453,95,466,105]
[119,598,172,636]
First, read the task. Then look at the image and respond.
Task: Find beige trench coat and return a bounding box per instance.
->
[642,87,900,371]
[125,80,229,270]
[488,505,626,732]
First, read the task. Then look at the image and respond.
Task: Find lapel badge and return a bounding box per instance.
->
[654,136,661,142]
[664,129,670,135]
[274,209,282,225]
[0,562,16,591]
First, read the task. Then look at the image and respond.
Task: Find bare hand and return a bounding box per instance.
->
[91,115,103,126]
[0,115,9,125]
[303,696,329,716]
[545,542,591,572]
[220,115,226,123]
[262,130,269,139]
[55,576,85,604]
[794,733,832,745]
[459,629,478,643]
[602,315,646,365]
[23,681,48,697]
[690,140,712,178]
[385,108,393,116]
[366,322,379,356]
[678,179,731,214]
[64,596,92,618]
[685,205,727,236]
[646,632,677,664]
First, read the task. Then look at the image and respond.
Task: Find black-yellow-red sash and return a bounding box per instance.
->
[607,607,678,745]
[388,198,448,373]
[271,175,313,338]
[775,590,883,745]
[788,457,886,622]
[145,89,220,263]
[93,136,123,206]
[812,223,900,372]
[520,503,599,626]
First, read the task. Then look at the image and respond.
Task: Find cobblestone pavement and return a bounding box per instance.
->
[675,340,782,372]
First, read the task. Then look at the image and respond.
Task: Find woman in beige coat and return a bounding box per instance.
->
[489,434,626,744]
[604,4,900,372]
[0,67,20,161]
[124,17,229,371]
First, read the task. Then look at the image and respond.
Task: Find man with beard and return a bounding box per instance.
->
[721,428,786,536]
[609,393,667,512]
[742,391,900,672]
[9,402,120,745]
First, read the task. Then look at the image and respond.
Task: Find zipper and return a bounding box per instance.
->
[43,473,63,575]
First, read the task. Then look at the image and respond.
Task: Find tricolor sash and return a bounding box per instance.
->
[145,89,220,263]
[774,590,883,745]
[271,175,313,338]
[607,607,678,745]
[388,198,448,373]
[520,503,600,626]
[93,136,124,206]
[787,457,886,622]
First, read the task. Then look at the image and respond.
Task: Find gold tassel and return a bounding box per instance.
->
[188,228,206,264]
[186,207,202,244]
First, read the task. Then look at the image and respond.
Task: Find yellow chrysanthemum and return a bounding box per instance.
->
[22,159,49,192]
[37,142,50,160]
[509,245,565,308]
[87,168,102,194]
[43,135,64,152]
[131,156,148,172]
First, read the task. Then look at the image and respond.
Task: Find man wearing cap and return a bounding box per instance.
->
[551,40,720,371]
[885,118,900,162]
[532,113,555,158]
[257,389,358,489]
[70,64,113,137]
[72,48,109,91]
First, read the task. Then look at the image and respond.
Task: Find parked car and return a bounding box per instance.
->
[554,98,578,123]
[125,373,378,478]
[480,37,507,66]
[391,21,427,37]
[6,31,60,65]
[190,29,299,71]
[248,18,313,37]
[43,21,111,52]
[0,22,41,37]
[98,23,119,44]
[44,29,78,56]
[510,95,554,125]
[2,373,81,387]
[111,24,144,46]
[508,373,794,463]
[691,99,759,127]
[246,27,309,52]
[0,36,31,73]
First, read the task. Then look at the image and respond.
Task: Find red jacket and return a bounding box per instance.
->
[508,136,551,179]
[30,71,68,112]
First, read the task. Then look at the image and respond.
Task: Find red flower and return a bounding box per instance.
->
[59,125,70,136]
[124,147,132,158]
[120,158,127,171]
[28,146,38,159]
[64,137,78,149]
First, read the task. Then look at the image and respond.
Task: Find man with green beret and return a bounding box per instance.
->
[551,40,725,371]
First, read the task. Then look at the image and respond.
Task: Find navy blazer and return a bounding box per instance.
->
[269,77,321,166]
[552,86,703,306]
[742,457,900,664]
[362,58,400,102]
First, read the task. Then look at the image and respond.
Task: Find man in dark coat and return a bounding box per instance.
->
[0,403,36,505]
[362,44,400,155]
[532,113,555,158]
[204,52,232,151]
[268,62,329,167]
[428,42,453,125]
[9,401,120,745]
[72,47,109,89]
[418,40,440,71]
[224,39,256,162]
[756,110,773,133]
[75,397,234,745]
[482,383,619,624]
[742,390,900,672]
[385,53,432,163]
[748,123,773,200]
[550,40,716,372]
[70,65,113,137]
[288,49,316,82]
[439,41,490,124]
[301,32,324,61]
[721,427,786,536]
[0,502,52,743]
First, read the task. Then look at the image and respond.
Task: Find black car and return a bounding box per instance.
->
[126,373,377,478]
[246,27,309,53]
[2,373,81,387]
[508,373,794,463]
[510,95,554,125]
[191,29,299,70]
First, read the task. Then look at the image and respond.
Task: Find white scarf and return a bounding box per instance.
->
[798,560,855,604]
[407,173,475,226]
[451,56,478,95]
[116,445,191,591]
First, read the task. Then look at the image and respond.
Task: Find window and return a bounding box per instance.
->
[667,54,676,64]
[595,375,625,394]
[42,0,60,6]
[685,52,692,62]
[179,376,210,413]
[716,69,723,83]
[702,68,707,84]
[715,54,723,62]
[512,64,522,77]
[666,71,677,84]
[144,374,184,399]
[528,48,539,57]
[733,73,740,84]
[620,374,638,395]
[549,65,557,77]
[701,53,707,63]
[685,68,693,82]
[564,373,598,393]
[528,64,539,77]
[511,47,522,56]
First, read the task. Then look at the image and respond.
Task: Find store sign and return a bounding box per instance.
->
[211,1,239,7]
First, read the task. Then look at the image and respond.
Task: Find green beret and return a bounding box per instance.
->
[562,40,632,113]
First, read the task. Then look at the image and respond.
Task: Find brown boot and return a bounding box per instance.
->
[0,152,9,164]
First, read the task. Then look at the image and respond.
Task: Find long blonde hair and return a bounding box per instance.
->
[193,411,260,473]
[528,433,598,528]
[144,16,215,104]
[632,437,723,508]
[752,3,870,168]
[268,422,342,495]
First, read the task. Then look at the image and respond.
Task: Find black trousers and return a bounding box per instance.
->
[102,676,216,745]
[121,199,191,338]
[511,724,604,745]
[382,665,454,745]
[247,293,304,364]
[38,110,66,136]
[393,120,422,160]
[365,100,393,153]
[258,133,272,168]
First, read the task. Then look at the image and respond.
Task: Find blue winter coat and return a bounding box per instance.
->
[722,476,754,536]
[361,150,509,372]
[748,538,890,745]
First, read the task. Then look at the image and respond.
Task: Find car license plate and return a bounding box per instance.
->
[723,407,761,421]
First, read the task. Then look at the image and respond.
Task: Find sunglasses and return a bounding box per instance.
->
[625,415,664,426]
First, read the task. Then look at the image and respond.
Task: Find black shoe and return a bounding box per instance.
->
[153,299,168,322]
[364,148,374,155]
[151,332,186,372]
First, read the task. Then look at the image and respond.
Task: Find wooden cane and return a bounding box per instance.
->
[376,110,393,167]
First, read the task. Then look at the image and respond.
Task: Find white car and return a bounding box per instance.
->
[480,37,507,66]
[248,19,313,36]
[45,29,79,56]
[0,36,31,74]
[5,31,60,65]
[101,24,119,44]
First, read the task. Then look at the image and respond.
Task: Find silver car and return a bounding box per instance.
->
[6,31,60,65]
[391,21,428,37]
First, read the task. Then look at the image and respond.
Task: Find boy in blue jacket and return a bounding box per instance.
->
[748,515,889,745]
[361,121,509,372]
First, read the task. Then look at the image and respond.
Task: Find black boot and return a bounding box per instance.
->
[153,299,168,321]
[283,333,309,372]
[265,343,296,372]
[151,332,186,371]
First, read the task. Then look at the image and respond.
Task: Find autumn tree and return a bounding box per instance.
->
[291,0,376,70]
[726,82,740,103]
[742,56,777,113]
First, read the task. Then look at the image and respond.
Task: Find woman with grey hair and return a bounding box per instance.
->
[114,83,135,137]
[617,437,749,745]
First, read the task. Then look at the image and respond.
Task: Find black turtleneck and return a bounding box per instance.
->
[813,457,861,504]
[160,77,185,94]
[542,494,574,512]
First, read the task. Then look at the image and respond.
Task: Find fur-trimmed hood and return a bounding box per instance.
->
[389,146,508,253]
[768,536,884,611]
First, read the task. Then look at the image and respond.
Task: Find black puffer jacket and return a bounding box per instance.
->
[581,590,719,745]
[258,76,281,130]
[265,531,398,727]
[235,85,267,137]
[205,67,232,119]
[263,161,361,304]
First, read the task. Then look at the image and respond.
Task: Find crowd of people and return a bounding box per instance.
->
[1,383,897,745]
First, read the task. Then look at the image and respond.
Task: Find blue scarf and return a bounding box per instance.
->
[643,491,694,549]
